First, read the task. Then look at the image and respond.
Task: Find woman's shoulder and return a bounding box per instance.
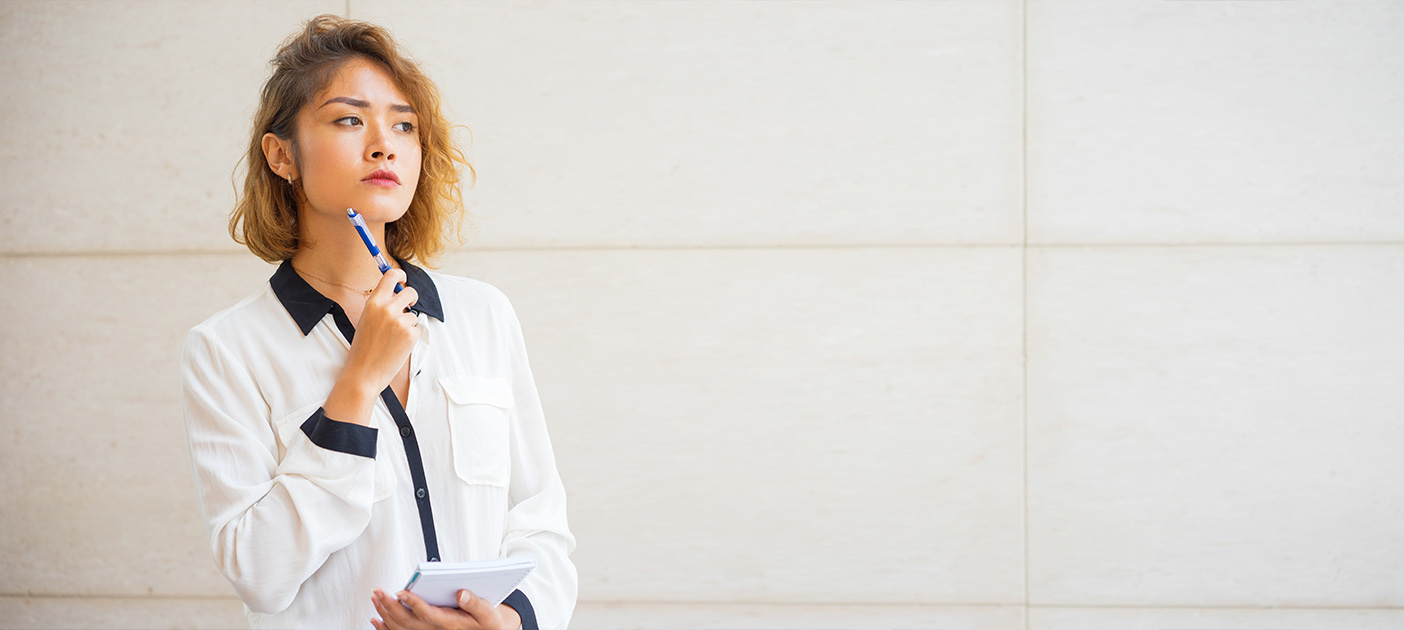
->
[182,282,291,351]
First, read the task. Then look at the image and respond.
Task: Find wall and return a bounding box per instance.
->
[1,1,1401,628]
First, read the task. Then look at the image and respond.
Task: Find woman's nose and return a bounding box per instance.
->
[366,127,396,161]
[369,145,395,161]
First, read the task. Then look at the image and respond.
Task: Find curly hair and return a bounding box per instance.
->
[229,14,472,267]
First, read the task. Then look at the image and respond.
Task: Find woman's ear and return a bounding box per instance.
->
[262,132,296,181]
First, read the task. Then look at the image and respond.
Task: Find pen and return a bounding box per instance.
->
[346,208,406,297]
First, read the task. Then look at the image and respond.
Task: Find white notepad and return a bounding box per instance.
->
[402,557,536,608]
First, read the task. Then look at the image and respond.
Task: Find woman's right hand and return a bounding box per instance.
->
[324,268,419,426]
[346,268,420,389]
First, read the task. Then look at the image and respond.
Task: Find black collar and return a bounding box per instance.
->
[270,258,445,336]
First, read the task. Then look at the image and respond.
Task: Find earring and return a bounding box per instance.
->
[286,174,294,184]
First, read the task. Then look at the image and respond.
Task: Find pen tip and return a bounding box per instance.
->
[346,208,356,217]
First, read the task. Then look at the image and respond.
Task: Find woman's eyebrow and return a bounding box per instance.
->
[318,96,415,114]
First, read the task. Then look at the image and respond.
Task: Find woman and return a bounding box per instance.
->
[180,15,577,630]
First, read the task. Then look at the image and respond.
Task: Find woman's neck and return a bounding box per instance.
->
[290,205,401,293]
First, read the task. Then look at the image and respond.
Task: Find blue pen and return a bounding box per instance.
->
[346,208,405,295]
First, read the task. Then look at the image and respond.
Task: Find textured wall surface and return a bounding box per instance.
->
[1,1,1401,629]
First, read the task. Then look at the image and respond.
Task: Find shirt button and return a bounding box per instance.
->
[416,488,426,499]
[400,427,412,438]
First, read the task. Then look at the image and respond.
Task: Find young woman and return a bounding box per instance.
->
[179,15,576,630]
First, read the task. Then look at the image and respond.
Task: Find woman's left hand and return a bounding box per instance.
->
[371,588,520,630]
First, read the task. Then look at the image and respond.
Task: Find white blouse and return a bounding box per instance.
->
[180,260,577,630]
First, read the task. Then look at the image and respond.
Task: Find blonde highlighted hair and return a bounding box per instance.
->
[230,14,472,266]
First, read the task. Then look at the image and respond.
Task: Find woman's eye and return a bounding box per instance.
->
[395,122,416,133]
[335,115,362,126]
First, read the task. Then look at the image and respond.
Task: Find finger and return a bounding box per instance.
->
[397,590,450,627]
[372,591,402,628]
[457,589,493,620]
[374,589,424,630]
[392,286,419,311]
[371,594,394,629]
[373,268,408,296]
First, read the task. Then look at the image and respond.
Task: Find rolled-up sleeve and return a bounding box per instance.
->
[180,326,379,614]
[495,295,579,630]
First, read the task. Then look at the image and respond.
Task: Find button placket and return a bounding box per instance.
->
[404,312,429,419]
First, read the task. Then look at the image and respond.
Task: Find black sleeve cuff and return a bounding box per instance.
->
[501,589,537,630]
[300,407,378,459]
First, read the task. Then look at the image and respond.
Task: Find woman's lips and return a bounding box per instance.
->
[362,168,400,188]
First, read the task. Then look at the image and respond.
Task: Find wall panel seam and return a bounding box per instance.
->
[1020,0,1031,628]
[0,595,1398,611]
[1027,604,1404,611]
[4,242,1402,260]
[0,593,241,601]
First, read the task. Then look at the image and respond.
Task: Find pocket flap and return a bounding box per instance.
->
[439,374,515,408]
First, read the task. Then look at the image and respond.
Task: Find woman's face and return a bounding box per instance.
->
[293,57,421,224]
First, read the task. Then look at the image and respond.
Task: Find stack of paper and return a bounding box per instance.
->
[403,557,536,608]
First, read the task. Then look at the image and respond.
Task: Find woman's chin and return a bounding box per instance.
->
[324,199,409,223]
[358,208,410,223]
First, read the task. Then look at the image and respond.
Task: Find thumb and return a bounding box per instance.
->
[457,589,475,610]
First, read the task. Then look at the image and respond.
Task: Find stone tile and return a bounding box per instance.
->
[574,601,1025,630]
[0,254,275,596]
[1026,246,1404,605]
[438,246,1026,603]
[1027,1,1404,243]
[353,1,1024,247]
[1030,606,1404,630]
[0,596,1027,630]
[0,596,248,630]
[4,246,1024,604]
[0,0,344,254]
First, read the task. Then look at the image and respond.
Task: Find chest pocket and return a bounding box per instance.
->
[273,403,397,503]
[439,374,514,487]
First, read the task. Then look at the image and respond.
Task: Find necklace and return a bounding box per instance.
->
[292,265,376,296]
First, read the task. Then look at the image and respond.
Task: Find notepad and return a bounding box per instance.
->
[402,557,536,608]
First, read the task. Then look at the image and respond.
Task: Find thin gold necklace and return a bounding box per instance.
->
[292,265,376,296]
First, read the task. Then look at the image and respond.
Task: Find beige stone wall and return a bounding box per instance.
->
[2,1,1401,628]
